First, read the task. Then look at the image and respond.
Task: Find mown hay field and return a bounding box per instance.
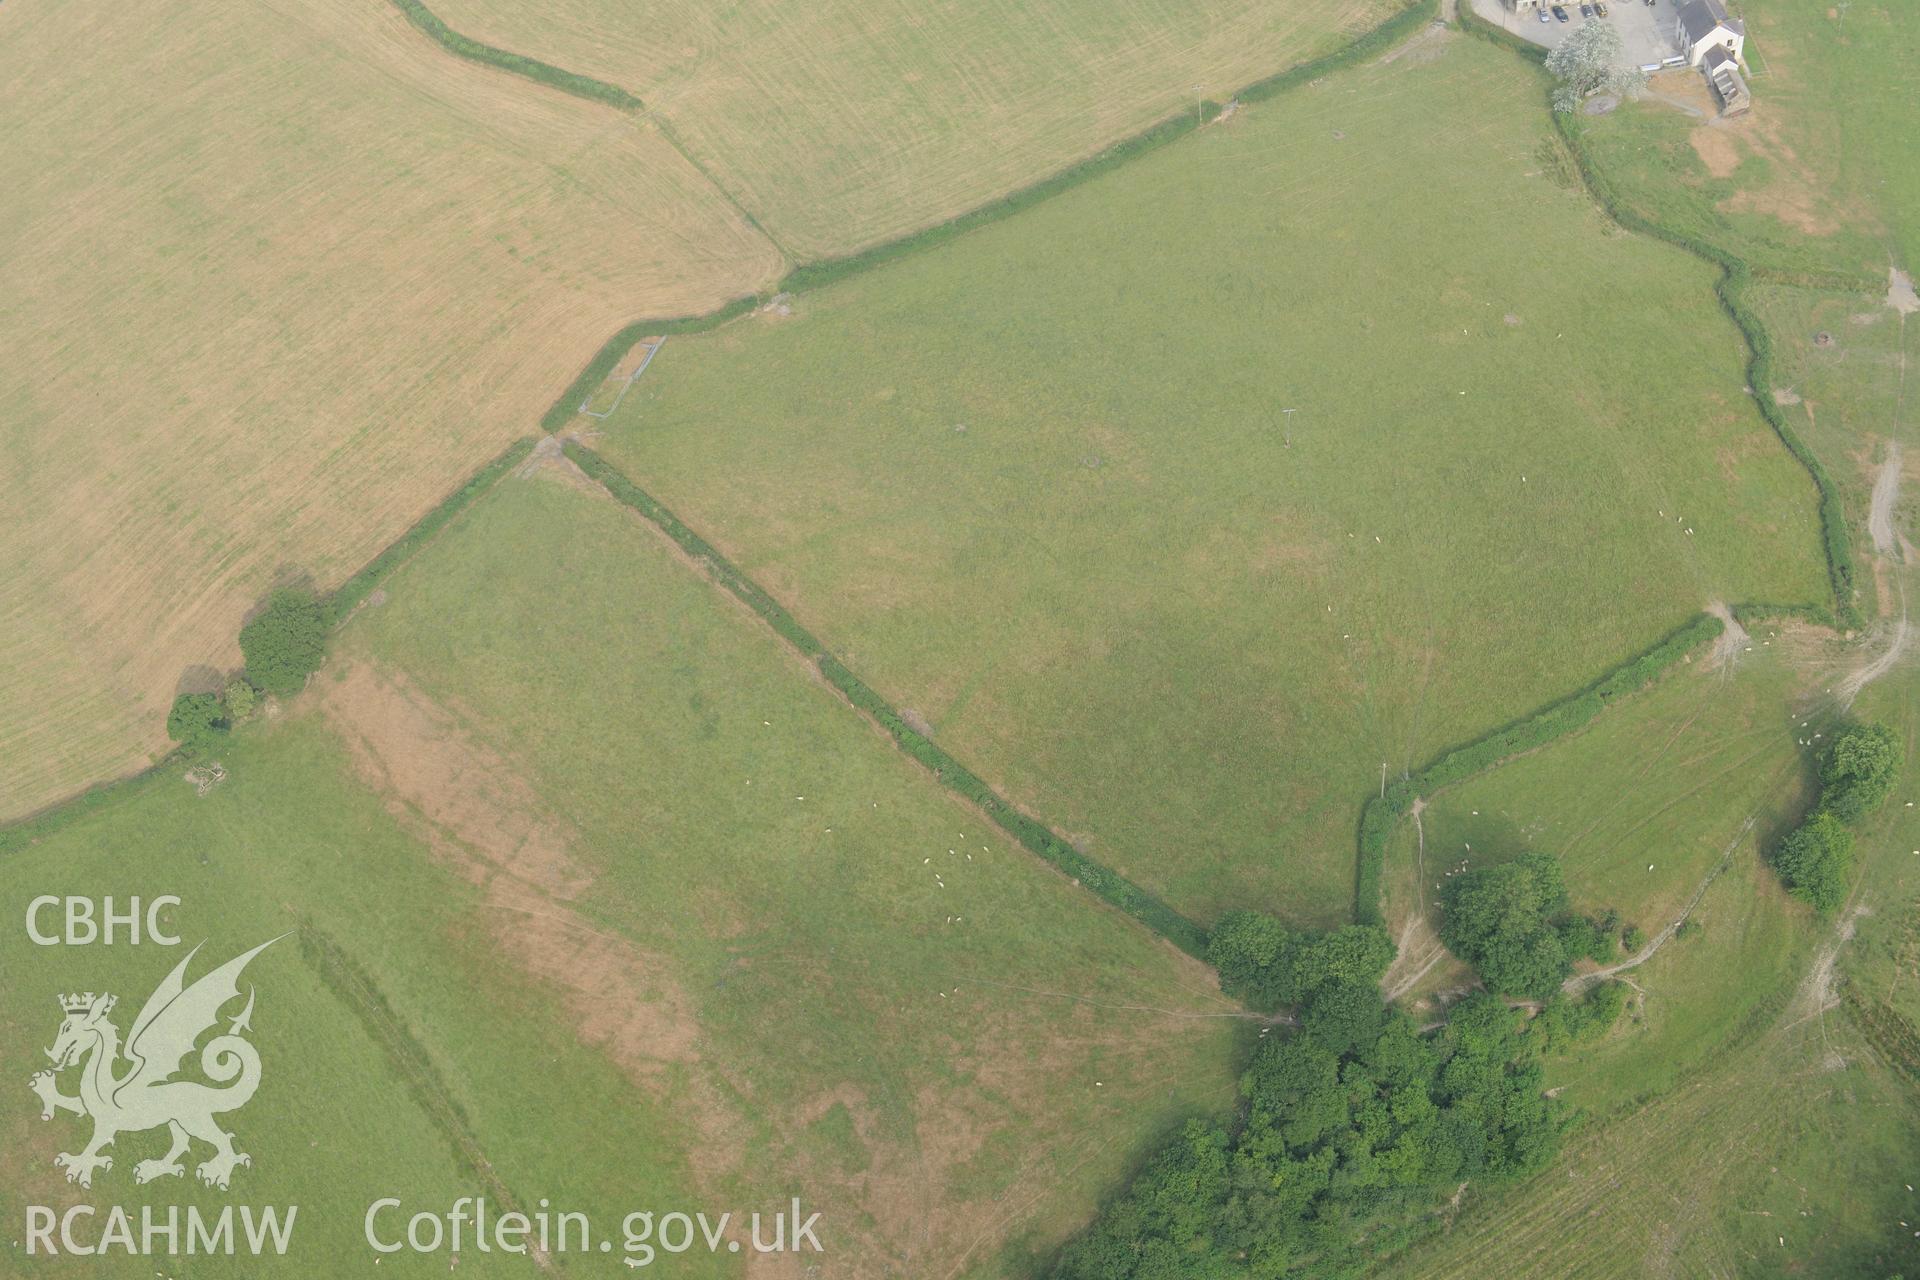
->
[592,35,1831,929]
[0,0,782,823]
[428,0,1399,256]
[0,463,1239,1277]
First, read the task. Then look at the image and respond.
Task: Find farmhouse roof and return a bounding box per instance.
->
[1677,0,1744,44]
[1702,44,1733,71]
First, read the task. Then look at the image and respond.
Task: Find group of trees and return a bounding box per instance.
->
[165,589,328,755]
[1772,721,1902,911]
[1544,18,1647,114]
[1053,917,1619,1278]
[1436,852,1625,1003]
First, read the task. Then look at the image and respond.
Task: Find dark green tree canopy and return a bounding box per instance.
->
[1208,915,1394,1012]
[1438,852,1573,1003]
[1818,721,1902,824]
[1773,810,1853,912]
[238,589,328,697]
[165,692,227,754]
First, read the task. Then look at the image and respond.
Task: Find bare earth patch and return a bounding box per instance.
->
[318,663,718,1104]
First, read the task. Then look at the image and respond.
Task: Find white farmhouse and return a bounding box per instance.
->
[1675,0,1745,68]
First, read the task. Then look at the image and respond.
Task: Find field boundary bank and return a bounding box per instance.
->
[1456,2,1861,632]
[0,436,536,854]
[538,0,1441,430]
[562,440,1212,958]
[389,0,640,109]
[329,436,538,625]
[300,926,542,1229]
[1354,612,1725,924]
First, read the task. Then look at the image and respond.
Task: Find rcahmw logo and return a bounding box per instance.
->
[23,936,299,1259]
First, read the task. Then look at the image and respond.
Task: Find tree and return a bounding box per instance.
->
[1057,923,1567,1278]
[1206,916,1393,1012]
[1207,911,1294,1009]
[166,692,227,754]
[222,679,259,723]
[1773,812,1853,912]
[1438,853,1572,1002]
[238,589,328,696]
[1545,19,1646,114]
[1818,721,1902,824]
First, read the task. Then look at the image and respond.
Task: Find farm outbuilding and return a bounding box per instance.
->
[1702,45,1751,115]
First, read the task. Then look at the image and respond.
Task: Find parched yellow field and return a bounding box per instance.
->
[429,0,1398,255]
[0,0,783,821]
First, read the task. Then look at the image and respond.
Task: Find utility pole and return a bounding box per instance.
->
[1281,407,1297,447]
[1194,85,1204,126]
[1381,761,1388,798]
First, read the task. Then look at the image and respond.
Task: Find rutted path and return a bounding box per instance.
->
[1564,813,1760,994]
[1868,440,1903,556]
[1382,800,1450,1002]
[1838,271,1914,704]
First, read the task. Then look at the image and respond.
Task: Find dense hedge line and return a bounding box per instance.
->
[540,299,763,432]
[1354,613,1723,923]
[0,767,168,857]
[542,0,1439,429]
[1237,0,1439,103]
[329,437,537,624]
[566,442,1210,956]
[3,439,535,855]
[1456,2,1860,630]
[389,0,641,110]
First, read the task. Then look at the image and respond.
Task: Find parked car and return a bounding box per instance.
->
[1595,1,1609,14]
[1552,4,1570,19]
[1539,5,1552,18]
[1579,3,1594,16]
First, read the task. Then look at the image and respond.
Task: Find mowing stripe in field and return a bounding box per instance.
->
[0,436,536,856]
[562,439,1213,959]
[536,0,1442,430]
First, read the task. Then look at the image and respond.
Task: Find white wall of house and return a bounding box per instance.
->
[1679,22,1744,66]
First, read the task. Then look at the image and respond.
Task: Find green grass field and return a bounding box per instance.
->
[1392,643,1814,1096]
[591,34,1829,930]
[328,466,1242,1274]
[0,467,1238,1277]
[0,727,726,1278]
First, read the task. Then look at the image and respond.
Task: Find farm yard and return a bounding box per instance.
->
[424,0,1401,256]
[0,0,784,824]
[592,35,1829,928]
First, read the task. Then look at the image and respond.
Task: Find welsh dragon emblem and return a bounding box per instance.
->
[28,937,281,1190]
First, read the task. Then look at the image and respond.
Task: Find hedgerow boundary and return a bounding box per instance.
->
[389,0,640,109]
[1352,612,1724,924]
[0,436,536,857]
[329,437,538,624]
[1456,3,1862,633]
[563,440,1211,958]
[1345,11,1866,927]
[533,0,1441,430]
